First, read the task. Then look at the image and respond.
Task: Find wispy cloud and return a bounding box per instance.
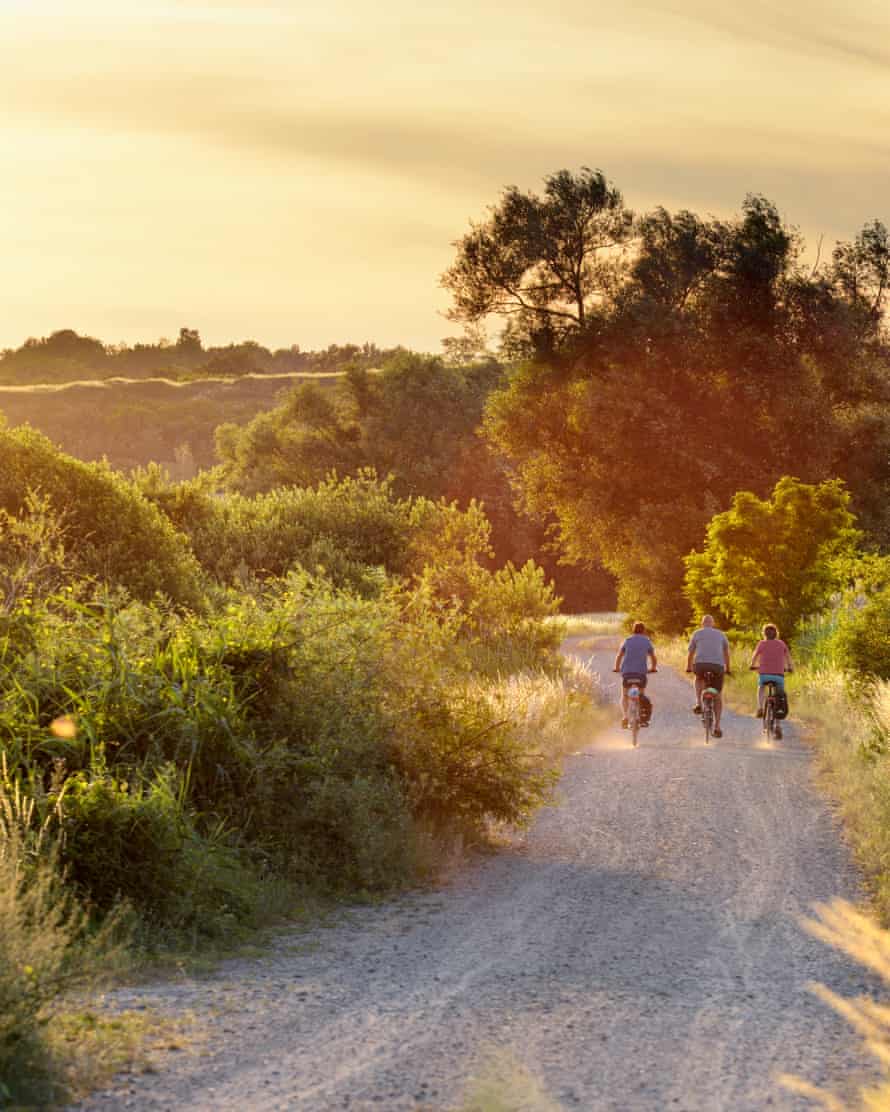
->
[1,0,888,350]
[645,0,890,72]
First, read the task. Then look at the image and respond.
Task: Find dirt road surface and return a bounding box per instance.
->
[72,639,878,1110]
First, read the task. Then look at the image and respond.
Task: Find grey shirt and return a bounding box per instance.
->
[688,626,729,666]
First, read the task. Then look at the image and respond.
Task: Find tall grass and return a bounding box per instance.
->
[470,657,608,761]
[0,814,127,1105]
[549,612,624,638]
[792,673,890,925]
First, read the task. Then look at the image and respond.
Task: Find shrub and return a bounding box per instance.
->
[0,427,205,608]
[58,766,263,938]
[138,469,413,589]
[684,476,859,636]
[831,585,890,680]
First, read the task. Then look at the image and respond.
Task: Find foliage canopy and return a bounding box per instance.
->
[683,477,858,636]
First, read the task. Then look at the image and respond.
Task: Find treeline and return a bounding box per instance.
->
[0,327,404,384]
[445,168,890,631]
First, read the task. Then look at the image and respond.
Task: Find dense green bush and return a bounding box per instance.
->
[0,556,564,923]
[0,427,205,608]
[58,767,263,935]
[137,468,413,590]
[831,586,890,680]
[0,429,573,958]
[684,476,859,637]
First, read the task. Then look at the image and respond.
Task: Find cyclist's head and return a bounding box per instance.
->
[763,623,778,640]
[702,614,715,628]
[632,621,645,634]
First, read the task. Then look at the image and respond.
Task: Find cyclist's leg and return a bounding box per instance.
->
[757,676,766,715]
[693,667,705,709]
[711,668,725,729]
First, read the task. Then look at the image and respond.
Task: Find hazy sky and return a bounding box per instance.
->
[2,0,888,352]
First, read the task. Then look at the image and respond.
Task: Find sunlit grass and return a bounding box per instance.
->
[551,612,625,638]
[469,657,609,762]
[454,1049,564,1112]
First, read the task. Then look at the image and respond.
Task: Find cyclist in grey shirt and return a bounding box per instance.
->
[686,614,731,737]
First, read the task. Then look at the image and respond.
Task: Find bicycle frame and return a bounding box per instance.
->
[751,668,786,740]
[762,680,781,740]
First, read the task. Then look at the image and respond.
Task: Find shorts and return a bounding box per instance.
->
[758,673,785,690]
[621,673,648,689]
[694,662,724,692]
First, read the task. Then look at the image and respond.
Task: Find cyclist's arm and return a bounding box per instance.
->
[749,647,760,669]
[613,646,625,672]
[723,641,732,671]
[784,645,794,672]
[649,650,658,671]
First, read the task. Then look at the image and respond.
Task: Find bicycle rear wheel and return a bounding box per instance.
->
[764,697,776,740]
[702,699,713,743]
[629,700,640,746]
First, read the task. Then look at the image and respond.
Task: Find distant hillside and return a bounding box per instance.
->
[0,371,342,475]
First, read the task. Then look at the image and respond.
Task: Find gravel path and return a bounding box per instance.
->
[72,639,878,1111]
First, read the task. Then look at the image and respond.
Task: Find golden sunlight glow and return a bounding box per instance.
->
[1,0,888,350]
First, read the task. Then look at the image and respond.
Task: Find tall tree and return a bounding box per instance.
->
[684,477,858,636]
[442,167,633,358]
[831,219,890,330]
[481,180,890,630]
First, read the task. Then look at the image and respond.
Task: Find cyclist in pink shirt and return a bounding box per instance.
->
[749,624,793,717]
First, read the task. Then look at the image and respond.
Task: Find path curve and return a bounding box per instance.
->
[72,640,878,1110]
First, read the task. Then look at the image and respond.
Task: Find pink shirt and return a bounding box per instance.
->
[754,639,788,675]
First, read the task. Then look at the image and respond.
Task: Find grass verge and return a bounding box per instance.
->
[48,1006,198,1108]
[453,1050,564,1112]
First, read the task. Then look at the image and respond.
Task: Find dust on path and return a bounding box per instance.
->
[71,639,878,1111]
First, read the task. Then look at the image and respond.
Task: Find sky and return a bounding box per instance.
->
[1,0,888,352]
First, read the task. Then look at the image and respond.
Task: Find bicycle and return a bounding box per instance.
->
[687,668,725,743]
[614,669,657,747]
[752,669,790,741]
